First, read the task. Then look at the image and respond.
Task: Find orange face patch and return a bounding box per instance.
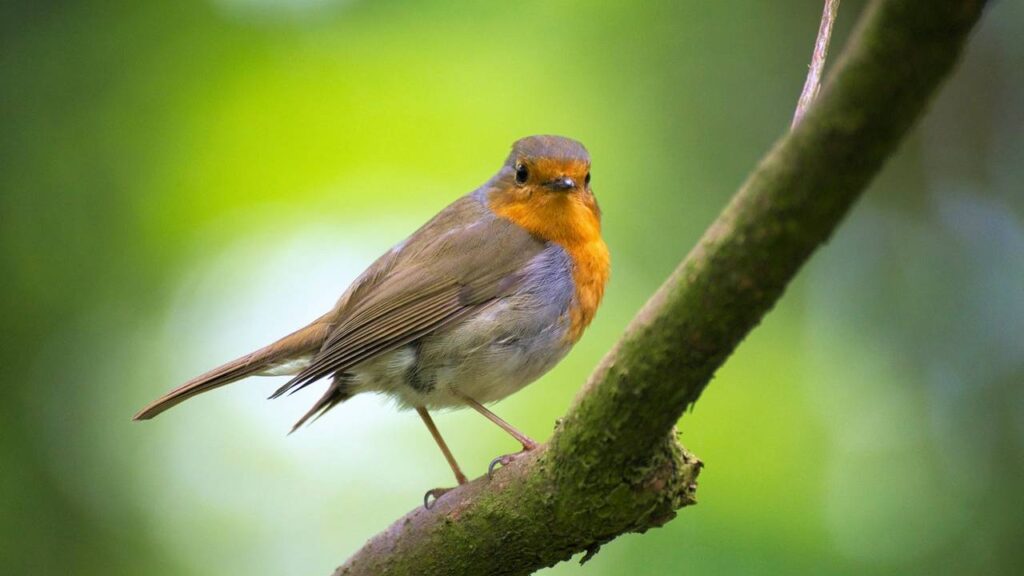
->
[488,163,609,343]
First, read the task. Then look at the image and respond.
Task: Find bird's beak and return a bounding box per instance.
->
[545,177,576,191]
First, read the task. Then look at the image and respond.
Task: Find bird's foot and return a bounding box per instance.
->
[487,440,538,478]
[422,467,468,509]
[423,486,455,509]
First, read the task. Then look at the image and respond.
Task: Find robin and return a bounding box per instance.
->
[134,135,610,502]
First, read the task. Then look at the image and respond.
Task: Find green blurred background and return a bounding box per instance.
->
[2,1,1022,574]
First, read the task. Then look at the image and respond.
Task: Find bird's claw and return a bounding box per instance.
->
[423,487,453,509]
[487,445,536,479]
[487,454,514,478]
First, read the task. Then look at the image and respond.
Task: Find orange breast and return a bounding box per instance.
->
[489,191,610,343]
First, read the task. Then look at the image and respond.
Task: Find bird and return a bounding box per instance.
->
[134,135,610,503]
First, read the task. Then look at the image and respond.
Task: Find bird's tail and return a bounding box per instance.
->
[132,318,333,421]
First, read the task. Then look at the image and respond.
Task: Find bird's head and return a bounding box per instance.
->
[487,135,601,244]
[500,135,592,196]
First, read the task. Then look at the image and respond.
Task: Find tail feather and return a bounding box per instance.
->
[133,319,332,421]
[288,383,352,434]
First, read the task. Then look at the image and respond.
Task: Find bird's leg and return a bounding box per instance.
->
[416,406,467,509]
[455,393,538,477]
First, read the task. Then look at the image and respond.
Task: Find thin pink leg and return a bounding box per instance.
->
[416,406,468,485]
[456,393,538,476]
[457,394,537,450]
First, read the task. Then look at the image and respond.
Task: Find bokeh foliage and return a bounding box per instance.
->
[2,1,1022,574]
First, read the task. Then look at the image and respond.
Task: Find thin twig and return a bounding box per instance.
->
[792,0,841,128]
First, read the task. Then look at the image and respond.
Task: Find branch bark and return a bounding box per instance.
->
[336,1,988,574]
[793,0,842,128]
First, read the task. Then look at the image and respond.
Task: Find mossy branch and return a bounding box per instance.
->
[336,1,987,574]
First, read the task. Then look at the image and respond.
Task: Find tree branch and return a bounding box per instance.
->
[793,0,842,128]
[336,1,988,574]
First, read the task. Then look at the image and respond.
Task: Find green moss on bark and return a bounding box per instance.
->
[337,443,701,576]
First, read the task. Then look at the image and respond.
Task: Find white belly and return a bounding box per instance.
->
[345,303,573,410]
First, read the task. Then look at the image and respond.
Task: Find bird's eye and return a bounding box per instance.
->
[515,163,529,185]
[585,172,591,186]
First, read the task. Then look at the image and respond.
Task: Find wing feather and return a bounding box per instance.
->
[272,194,547,403]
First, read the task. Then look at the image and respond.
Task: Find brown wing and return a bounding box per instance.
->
[272,194,547,420]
